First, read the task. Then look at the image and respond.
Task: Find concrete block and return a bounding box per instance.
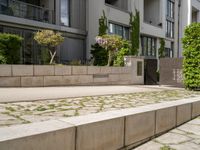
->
[34,65,54,76]
[21,77,44,87]
[63,75,93,85]
[125,111,155,146]
[119,74,132,81]
[55,65,71,76]
[0,120,75,150]
[93,76,108,83]
[12,65,33,76]
[44,76,64,86]
[0,65,12,76]
[156,107,176,134]
[100,67,112,74]
[72,66,87,75]
[111,67,122,74]
[192,101,200,118]
[177,104,192,126]
[87,66,101,74]
[61,114,124,150]
[121,67,132,74]
[0,77,20,87]
[109,74,120,82]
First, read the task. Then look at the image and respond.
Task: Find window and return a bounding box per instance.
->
[60,0,70,26]
[166,0,174,38]
[164,42,174,58]
[109,22,129,40]
[141,36,157,57]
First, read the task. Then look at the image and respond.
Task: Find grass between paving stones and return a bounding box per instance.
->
[0,89,199,127]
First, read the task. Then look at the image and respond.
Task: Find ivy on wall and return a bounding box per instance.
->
[159,38,165,58]
[182,23,200,90]
[130,9,140,55]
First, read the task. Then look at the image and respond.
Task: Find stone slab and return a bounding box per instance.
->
[0,77,20,87]
[0,120,75,150]
[192,101,200,118]
[55,65,71,76]
[21,76,44,87]
[12,65,33,76]
[44,76,64,86]
[125,111,155,146]
[87,66,101,74]
[72,66,87,75]
[34,65,54,76]
[156,107,176,134]
[0,65,12,77]
[177,104,192,126]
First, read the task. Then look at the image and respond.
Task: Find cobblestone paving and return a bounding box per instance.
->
[134,116,200,150]
[0,89,199,127]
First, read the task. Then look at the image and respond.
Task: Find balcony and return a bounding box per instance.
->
[0,0,55,24]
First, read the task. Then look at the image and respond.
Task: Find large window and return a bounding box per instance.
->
[141,36,156,57]
[60,0,70,26]
[109,22,129,40]
[166,0,174,38]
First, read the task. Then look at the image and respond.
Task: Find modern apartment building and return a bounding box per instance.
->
[0,0,199,64]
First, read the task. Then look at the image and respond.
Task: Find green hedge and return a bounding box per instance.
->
[182,23,200,90]
[0,33,23,64]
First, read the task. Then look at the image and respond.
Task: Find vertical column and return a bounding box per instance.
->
[55,0,60,25]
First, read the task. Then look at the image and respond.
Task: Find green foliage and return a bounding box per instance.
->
[114,40,131,66]
[34,30,64,64]
[91,43,108,66]
[91,10,108,66]
[159,38,165,58]
[130,9,140,55]
[40,47,50,64]
[182,23,200,90]
[99,10,108,36]
[0,33,23,64]
[96,35,124,66]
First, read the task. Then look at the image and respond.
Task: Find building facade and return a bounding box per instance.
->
[0,0,200,64]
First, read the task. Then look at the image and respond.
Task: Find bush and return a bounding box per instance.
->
[182,23,200,90]
[114,40,131,66]
[0,33,23,64]
[91,43,108,66]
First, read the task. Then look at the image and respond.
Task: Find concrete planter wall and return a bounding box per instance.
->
[0,97,199,150]
[0,58,144,87]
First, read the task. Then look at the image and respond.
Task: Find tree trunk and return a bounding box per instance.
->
[107,51,112,66]
[49,48,56,65]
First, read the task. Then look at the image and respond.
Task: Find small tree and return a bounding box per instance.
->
[34,30,64,64]
[182,23,200,90]
[0,33,23,64]
[158,38,165,58]
[130,9,140,55]
[96,35,123,66]
[91,10,108,66]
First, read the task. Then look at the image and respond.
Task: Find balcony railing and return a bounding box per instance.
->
[0,0,55,24]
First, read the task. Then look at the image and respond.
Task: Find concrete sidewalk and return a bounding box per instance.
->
[0,85,181,103]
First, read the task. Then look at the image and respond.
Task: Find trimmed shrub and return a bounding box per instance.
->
[182,23,200,90]
[0,33,23,64]
[114,40,131,66]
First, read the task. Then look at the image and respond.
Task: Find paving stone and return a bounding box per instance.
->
[155,133,191,145]
[178,124,200,136]
[133,141,163,150]
[170,142,200,150]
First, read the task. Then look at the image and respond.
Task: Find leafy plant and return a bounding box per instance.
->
[159,38,165,58]
[96,35,124,66]
[182,23,200,90]
[160,146,176,150]
[0,33,23,64]
[130,9,140,55]
[114,40,131,66]
[91,10,108,66]
[34,30,64,64]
